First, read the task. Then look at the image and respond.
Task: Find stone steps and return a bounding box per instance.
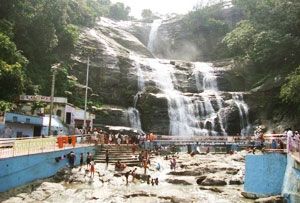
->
[94,144,140,167]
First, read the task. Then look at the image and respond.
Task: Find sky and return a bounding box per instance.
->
[111,0,211,18]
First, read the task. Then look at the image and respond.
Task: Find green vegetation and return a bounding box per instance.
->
[280,66,300,110]
[108,2,131,20]
[222,0,300,116]
[0,0,131,109]
[0,32,27,101]
[184,0,299,118]
[183,2,243,60]
[141,9,154,20]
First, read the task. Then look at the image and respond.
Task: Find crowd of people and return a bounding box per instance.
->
[253,126,300,154]
[77,128,145,146]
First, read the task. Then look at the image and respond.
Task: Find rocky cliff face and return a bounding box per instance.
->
[69,17,253,136]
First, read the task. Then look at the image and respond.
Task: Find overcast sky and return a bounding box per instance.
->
[111,0,211,18]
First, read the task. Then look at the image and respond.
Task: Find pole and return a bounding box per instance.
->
[83,56,90,134]
[48,69,56,136]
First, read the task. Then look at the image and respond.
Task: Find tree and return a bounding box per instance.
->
[141,9,153,19]
[0,33,27,100]
[108,2,131,20]
[280,66,300,106]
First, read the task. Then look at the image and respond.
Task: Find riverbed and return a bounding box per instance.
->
[0,151,254,203]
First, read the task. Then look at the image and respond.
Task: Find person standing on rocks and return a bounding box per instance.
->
[147,175,151,184]
[69,151,76,168]
[155,178,159,185]
[105,150,109,169]
[117,136,121,146]
[86,152,92,169]
[125,170,132,185]
[131,168,137,182]
[80,153,84,169]
[143,158,148,175]
[170,157,176,171]
[90,159,95,178]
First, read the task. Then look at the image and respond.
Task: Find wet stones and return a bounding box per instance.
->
[200,177,227,186]
[254,195,284,203]
[168,170,203,176]
[165,179,192,185]
[229,178,244,185]
[196,175,207,185]
[199,186,223,193]
[226,168,240,175]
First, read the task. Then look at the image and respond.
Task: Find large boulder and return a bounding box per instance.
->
[95,106,131,127]
[165,179,192,185]
[220,104,241,135]
[200,177,227,186]
[137,92,170,134]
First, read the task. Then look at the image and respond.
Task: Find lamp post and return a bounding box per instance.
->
[83,56,90,134]
[48,63,60,137]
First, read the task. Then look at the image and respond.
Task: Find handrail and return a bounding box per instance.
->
[0,134,94,159]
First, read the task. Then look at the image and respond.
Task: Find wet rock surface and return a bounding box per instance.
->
[1,152,254,203]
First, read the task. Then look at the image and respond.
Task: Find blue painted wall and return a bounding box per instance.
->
[282,155,300,203]
[0,146,95,192]
[244,153,287,196]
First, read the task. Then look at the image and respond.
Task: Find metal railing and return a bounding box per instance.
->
[0,134,94,159]
[262,134,287,153]
[289,136,300,161]
[263,134,300,161]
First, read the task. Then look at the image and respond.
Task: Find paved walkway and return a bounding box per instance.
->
[0,143,92,159]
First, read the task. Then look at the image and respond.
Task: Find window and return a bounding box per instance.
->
[13,116,17,122]
[56,109,62,117]
[26,118,30,123]
[66,112,71,124]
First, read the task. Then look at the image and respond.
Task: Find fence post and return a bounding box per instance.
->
[28,139,31,155]
[13,144,15,157]
[41,138,44,153]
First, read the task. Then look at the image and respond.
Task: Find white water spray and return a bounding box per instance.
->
[147,19,163,54]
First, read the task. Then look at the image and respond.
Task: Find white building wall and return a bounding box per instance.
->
[6,123,34,137]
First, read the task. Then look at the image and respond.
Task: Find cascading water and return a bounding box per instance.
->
[143,20,229,136]
[147,59,196,136]
[127,107,143,132]
[129,17,252,136]
[193,62,227,135]
[232,93,251,136]
[127,54,145,133]
[147,19,163,54]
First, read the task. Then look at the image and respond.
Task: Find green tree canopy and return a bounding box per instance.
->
[141,9,153,19]
[0,32,27,100]
[108,2,131,20]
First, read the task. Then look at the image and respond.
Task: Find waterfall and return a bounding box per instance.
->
[127,54,145,133]
[131,54,145,90]
[127,107,142,132]
[194,62,227,135]
[147,59,215,136]
[232,93,251,136]
[147,19,162,54]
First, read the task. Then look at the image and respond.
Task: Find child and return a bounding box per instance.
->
[90,160,95,178]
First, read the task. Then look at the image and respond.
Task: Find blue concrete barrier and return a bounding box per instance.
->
[244,153,287,196]
[282,154,300,203]
[0,146,95,192]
